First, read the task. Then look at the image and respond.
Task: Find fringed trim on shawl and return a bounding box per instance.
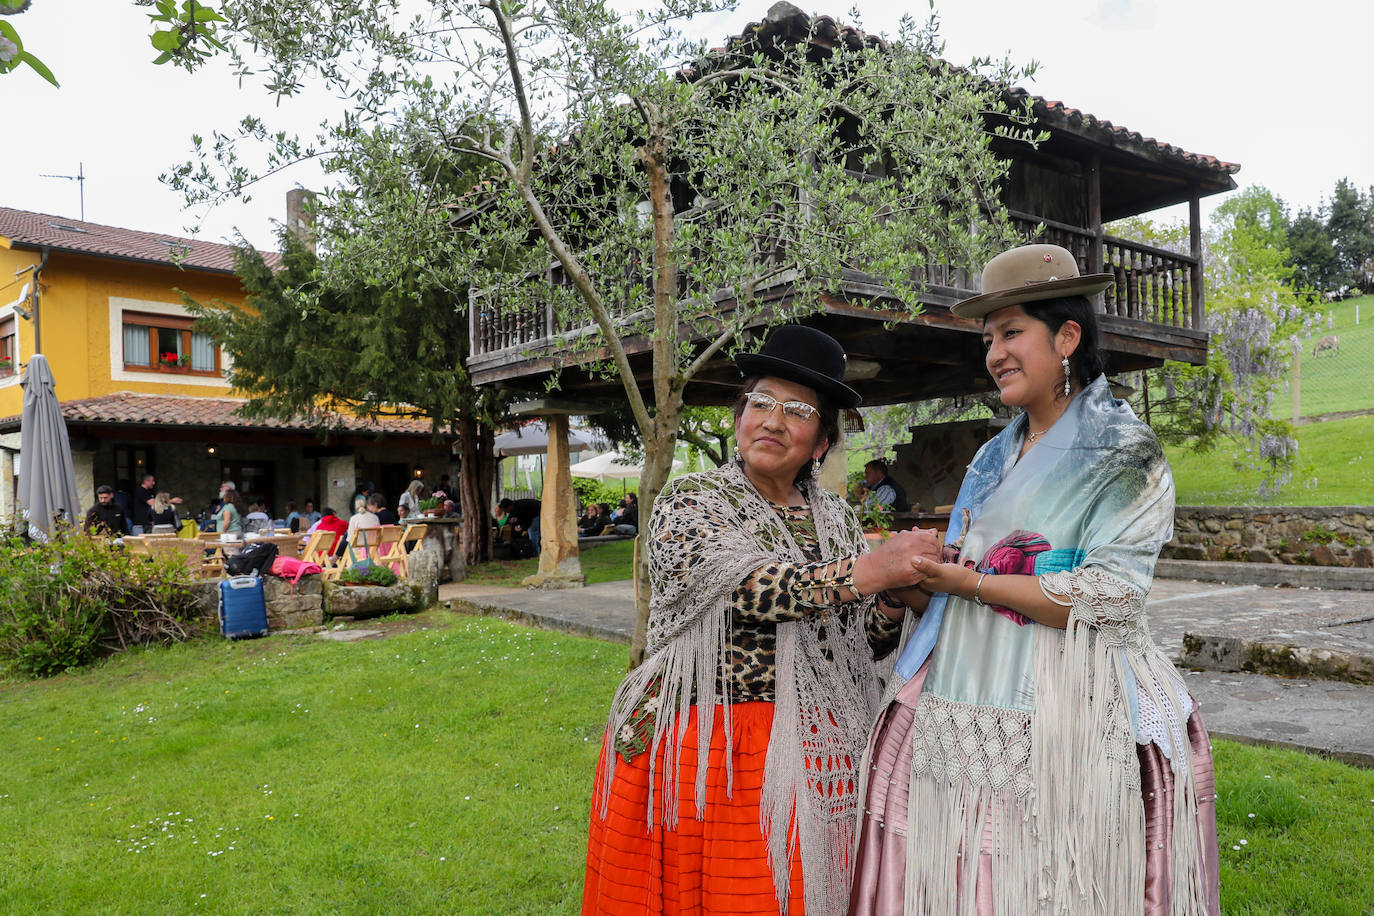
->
[597,596,731,829]
[1042,566,1212,915]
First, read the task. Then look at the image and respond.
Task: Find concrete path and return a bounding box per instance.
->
[440,574,1374,766]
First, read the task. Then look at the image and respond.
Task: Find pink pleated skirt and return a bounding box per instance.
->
[848,667,1221,916]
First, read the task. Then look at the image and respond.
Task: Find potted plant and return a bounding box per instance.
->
[416,494,443,516]
[178,353,193,368]
[859,499,893,542]
[339,563,399,587]
[0,358,11,372]
[158,351,181,369]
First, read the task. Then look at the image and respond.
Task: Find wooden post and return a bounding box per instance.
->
[522,413,586,589]
[1189,190,1204,329]
[1088,153,1104,312]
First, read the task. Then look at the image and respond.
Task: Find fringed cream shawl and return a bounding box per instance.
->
[886,376,1209,915]
[597,460,882,916]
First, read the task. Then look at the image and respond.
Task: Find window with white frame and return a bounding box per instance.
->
[121,311,220,374]
[0,315,15,377]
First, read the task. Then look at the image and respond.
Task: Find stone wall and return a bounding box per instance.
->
[1165,506,1374,567]
[892,418,1008,512]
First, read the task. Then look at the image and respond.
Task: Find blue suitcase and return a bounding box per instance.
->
[219,575,269,639]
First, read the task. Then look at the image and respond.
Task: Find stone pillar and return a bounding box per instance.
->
[71,449,96,513]
[320,454,354,516]
[0,447,14,526]
[522,414,584,589]
[819,435,847,498]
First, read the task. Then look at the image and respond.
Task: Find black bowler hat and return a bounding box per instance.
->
[735,325,861,409]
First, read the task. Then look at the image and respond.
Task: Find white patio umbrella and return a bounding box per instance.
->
[493,421,593,457]
[18,354,81,539]
[569,450,681,482]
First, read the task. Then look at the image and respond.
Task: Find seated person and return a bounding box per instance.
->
[309,507,349,538]
[148,491,180,531]
[242,500,273,534]
[376,495,399,527]
[611,493,638,536]
[84,485,128,536]
[577,502,607,537]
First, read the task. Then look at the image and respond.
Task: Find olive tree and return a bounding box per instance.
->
[171,0,1034,662]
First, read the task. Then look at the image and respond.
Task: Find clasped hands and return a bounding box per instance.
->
[852,528,942,601]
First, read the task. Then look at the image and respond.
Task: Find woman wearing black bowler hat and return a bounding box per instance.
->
[582,325,942,916]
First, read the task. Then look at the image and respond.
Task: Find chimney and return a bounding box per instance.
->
[285,188,317,254]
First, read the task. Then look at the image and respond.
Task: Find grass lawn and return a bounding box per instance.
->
[4,612,1374,914]
[462,538,637,588]
[1166,413,1374,506]
[1294,294,1374,418]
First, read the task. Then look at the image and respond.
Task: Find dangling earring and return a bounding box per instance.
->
[811,456,822,477]
[733,448,742,465]
[1062,356,1071,397]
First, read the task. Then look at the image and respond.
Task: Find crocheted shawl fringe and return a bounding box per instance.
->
[596,462,880,916]
[901,602,1209,914]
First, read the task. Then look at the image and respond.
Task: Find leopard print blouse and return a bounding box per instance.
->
[724,503,904,702]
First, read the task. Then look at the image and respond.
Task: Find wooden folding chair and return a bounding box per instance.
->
[373,525,407,577]
[338,527,383,573]
[301,529,342,580]
[123,535,151,556]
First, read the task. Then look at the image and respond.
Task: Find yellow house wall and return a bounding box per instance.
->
[0,249,246,417]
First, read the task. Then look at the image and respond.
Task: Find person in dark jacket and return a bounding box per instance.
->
[862,459,910,512]
[84,485,128,536]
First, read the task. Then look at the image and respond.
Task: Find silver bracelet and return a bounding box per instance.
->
[972,571,988,606]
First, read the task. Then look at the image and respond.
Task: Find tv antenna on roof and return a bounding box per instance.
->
[39,162,86,222]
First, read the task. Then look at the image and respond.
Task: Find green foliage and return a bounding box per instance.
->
[571,478,626,512]
[339,563,399,587]
[146,0,226,67]
[1165,414,1373,506]
[1111,187,1318,498]
[858,497,893,533]
[0,13,57,86]
[0,528,202,678]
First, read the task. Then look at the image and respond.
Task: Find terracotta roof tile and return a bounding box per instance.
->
[0,207,278,273]
[0,392,439,436]
[710,6,1239,178]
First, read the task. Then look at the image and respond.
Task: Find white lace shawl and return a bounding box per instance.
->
[596,460,882,916]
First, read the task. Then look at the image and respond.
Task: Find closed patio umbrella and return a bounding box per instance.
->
[18,354,81,538]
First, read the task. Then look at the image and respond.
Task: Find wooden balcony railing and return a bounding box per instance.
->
[471,208,1204,359]
[1007,210,1202,329]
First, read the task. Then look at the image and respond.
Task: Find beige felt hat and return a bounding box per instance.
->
[951,243,1114,319]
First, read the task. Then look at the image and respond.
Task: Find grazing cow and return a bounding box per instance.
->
[1314,335,1340,357]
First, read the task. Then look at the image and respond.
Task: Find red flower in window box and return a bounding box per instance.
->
[158,351,181,368]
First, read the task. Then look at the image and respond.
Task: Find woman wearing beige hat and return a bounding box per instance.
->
[848,245,1220,915]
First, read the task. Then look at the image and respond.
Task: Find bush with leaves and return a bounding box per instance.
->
[0,527,205,678]
[571,478,628,514]
[338,563,399,587]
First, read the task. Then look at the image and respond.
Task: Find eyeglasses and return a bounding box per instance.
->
[744,391,819,422]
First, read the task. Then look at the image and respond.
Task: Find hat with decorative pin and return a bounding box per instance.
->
[951,243,1114,319]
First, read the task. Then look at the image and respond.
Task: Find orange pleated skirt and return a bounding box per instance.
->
[582,701,805,916]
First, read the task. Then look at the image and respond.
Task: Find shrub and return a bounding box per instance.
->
[571,478,624,511]
[339,563,399,586]
[0,527,204,678]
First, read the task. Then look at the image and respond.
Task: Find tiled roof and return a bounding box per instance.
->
[710,4,1239,178]
[0,207,277,274]
[0,392,440,436]
[1012,92,1240,175]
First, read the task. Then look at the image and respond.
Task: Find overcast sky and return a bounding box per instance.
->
[3,0,1366,251]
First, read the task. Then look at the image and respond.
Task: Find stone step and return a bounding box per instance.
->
[1181,631,1374,686]
[1157,559,1374,591]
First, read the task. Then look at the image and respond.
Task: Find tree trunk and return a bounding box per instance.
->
[458,413,495,569]
[628,404,684,666]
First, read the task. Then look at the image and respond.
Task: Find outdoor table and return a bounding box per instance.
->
[403,515,464,581]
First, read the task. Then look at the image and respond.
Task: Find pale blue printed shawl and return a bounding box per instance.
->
[883,376,1208,915]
